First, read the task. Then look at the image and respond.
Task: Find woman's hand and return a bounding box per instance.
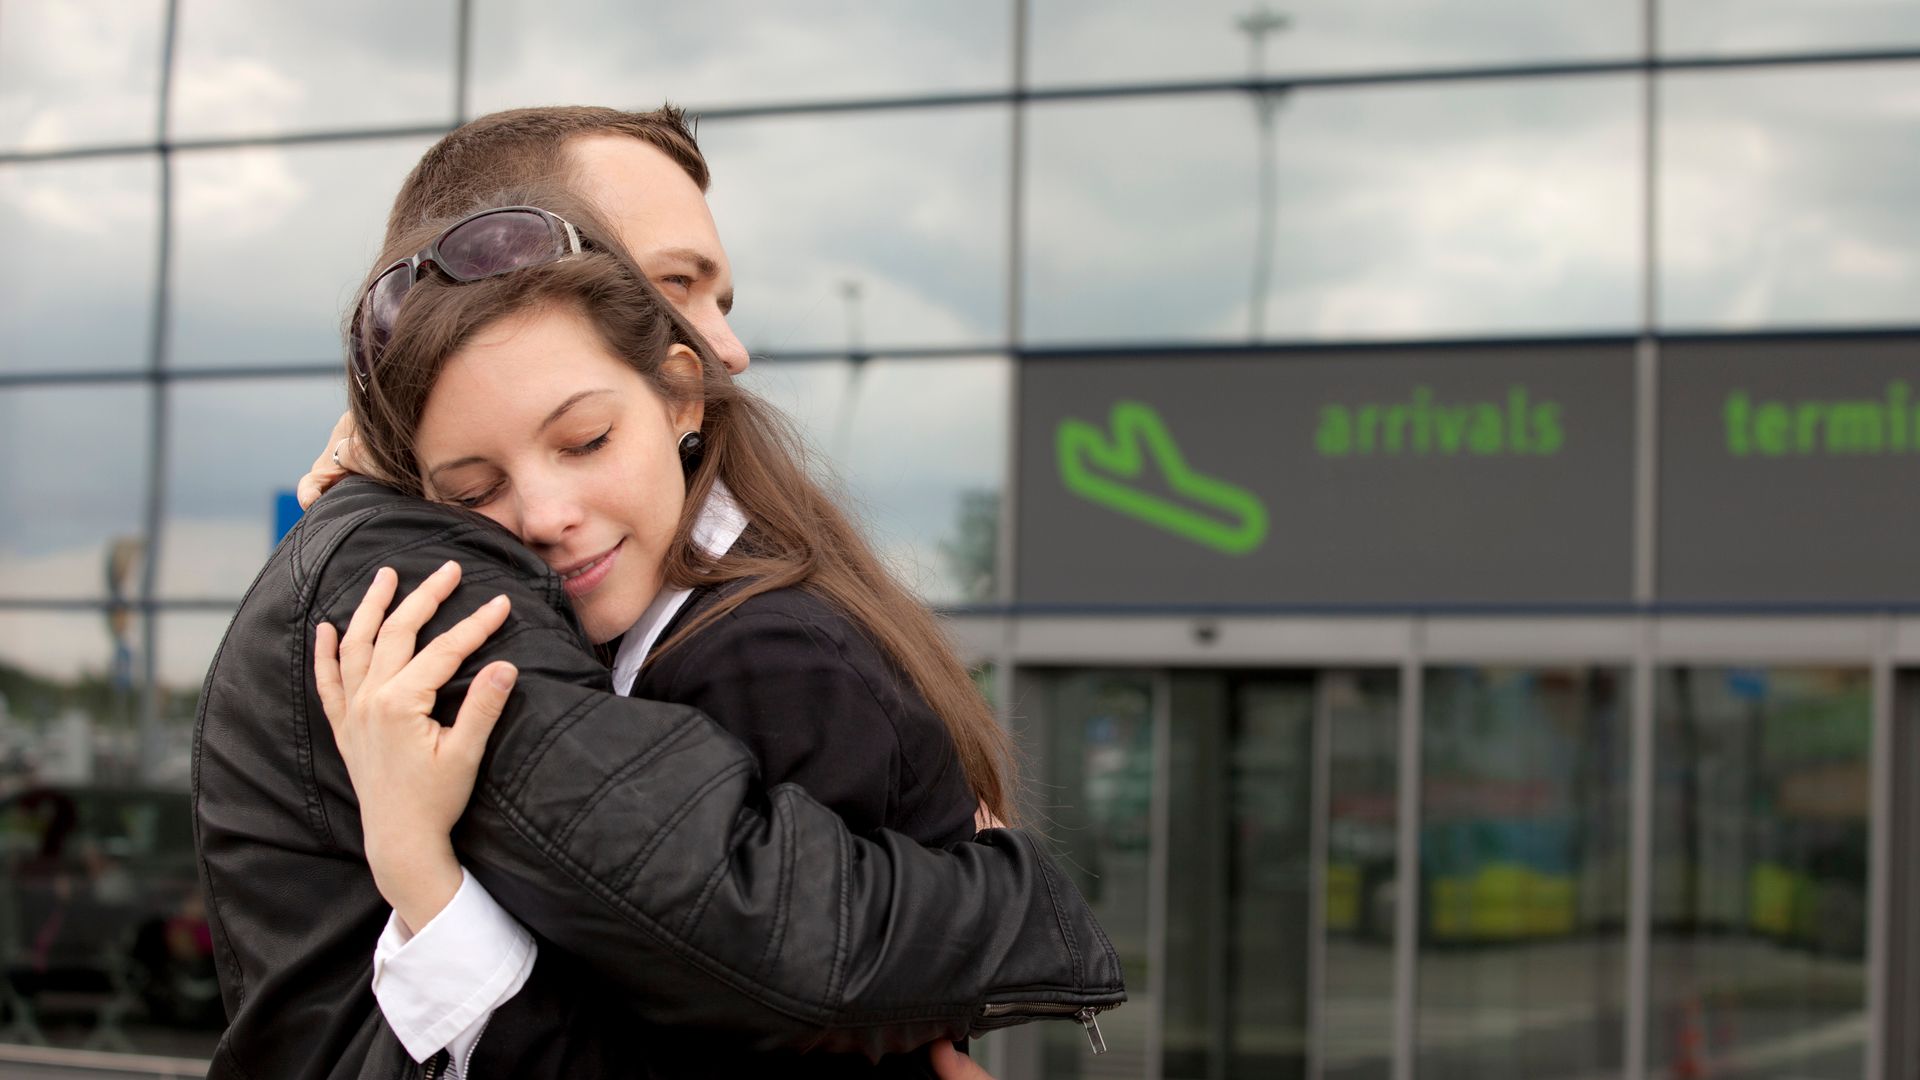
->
[928,1040,997,1080]
[314,560,518,933]
[298,411,367,510]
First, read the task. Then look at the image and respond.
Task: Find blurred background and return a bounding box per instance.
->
[3,1,1920,1078]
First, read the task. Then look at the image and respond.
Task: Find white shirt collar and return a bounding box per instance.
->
[610,480,748,696]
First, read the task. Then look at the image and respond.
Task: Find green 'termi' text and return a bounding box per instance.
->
[1725,382,1920,457]
[1316,386,1564,458]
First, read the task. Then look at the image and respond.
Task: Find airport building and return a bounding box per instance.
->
[2,2,1917,1078]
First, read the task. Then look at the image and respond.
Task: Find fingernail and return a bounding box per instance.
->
[440,560,459,574]
[490,664,518,689]
[489,594,510,609]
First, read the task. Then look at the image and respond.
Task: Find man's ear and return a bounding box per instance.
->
[662,343,706,433]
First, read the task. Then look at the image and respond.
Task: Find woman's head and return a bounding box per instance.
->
[347,190,717,644]
[345,186,1020,822]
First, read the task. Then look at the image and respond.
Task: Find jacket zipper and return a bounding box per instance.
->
[421,1049,448,1080]
[975,1002,1110,1054]
[458,1014,492,1079]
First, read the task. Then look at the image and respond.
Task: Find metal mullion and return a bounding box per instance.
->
[1147,669,1172,1080]
[1625,2,1660,1070]
[1868,619,1894,1080]
[1306,673,1333,1080]
[996,0,1027,616]
[135,0,180,782]
[1625,624,1656,1080]
[454,0,472,124]
[1391,634,1422,1080]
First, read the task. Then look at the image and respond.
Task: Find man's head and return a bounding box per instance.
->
[388,105,747,374]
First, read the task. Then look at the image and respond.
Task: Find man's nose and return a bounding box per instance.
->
[700,311,750,375]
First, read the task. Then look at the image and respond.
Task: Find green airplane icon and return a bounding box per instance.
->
[1055,401,1269,556]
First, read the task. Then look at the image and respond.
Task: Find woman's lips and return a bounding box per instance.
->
[558,539,623,599]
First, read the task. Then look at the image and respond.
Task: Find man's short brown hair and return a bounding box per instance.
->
[384,104,709,245]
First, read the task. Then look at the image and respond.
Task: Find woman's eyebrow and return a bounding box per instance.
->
[539,389,614,433]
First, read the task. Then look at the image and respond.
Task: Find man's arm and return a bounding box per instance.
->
[308,507,1122,1062]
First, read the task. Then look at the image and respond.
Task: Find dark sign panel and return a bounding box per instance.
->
[1016,345,1636,606]
[1660,336,1920,602]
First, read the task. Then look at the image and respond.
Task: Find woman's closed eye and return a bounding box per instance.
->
[563,427,612,457]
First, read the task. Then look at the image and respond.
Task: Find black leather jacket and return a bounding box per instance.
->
[193,480,1123,1079]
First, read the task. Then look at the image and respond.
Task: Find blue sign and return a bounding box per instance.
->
[274,490,303,545]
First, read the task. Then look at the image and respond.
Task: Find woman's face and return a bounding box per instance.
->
[413,302,703,644]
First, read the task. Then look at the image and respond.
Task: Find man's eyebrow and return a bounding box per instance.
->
[427,455,487,482]
[539,389,614,433]
[652,247,721,278]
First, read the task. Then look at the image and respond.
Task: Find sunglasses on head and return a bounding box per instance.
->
[349,205,588,391]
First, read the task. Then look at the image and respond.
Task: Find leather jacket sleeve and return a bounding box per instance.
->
[298,490,1122,1063]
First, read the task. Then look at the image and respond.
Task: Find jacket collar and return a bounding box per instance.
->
[610,480,747,696]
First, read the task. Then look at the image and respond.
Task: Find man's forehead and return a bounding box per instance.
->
[561,134,726,265]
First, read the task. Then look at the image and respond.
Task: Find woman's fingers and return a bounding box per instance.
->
[297,411,360,510]
[928,1041,996,1080]
[364,560,463,687]
[404,594,511,692]
[338,566,399,698]
[446,661,518,771]
[313,622,346,725]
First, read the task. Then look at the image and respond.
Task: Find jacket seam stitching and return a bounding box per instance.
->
[610,753,752,895]
[554,711,705,849]
[1022,831,1084,987]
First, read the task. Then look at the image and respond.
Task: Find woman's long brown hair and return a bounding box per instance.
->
[345,187,1016,822]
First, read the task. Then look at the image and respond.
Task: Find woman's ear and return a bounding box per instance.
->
[661,343,706,433]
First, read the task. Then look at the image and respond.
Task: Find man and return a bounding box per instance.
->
[201,106,1120,1079]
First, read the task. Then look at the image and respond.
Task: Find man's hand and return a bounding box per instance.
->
[929,1040,997,1080]
[298,411,367,509]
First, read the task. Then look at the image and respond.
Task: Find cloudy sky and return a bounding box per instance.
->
[3,0,1920,687]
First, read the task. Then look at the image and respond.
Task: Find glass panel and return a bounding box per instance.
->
[1164,672,1315,1079]
[1029,669,1156,1078]
[1028,0,1637,89]
[0,611,226,1056]
[1650,667,1870,1080]
[700,107,1009,352]
[1023,79,1638,346]
[745,356,1008,605]
[160,378,343,599]
[470,0,1010,113]
[168,136,438,370]
[170,0,456,139]
[1419,667,1628,1080]
[1661,63,1920,330]
[1664,0,1920,56]
[1323,670,1400,1080]
[0,157,159,374]
[0,0,165,152]
[0,386,150,601]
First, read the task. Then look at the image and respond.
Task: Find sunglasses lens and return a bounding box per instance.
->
[351,264,412,385]
[436,209,559,280]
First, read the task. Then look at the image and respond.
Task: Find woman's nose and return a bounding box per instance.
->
[514,485,585,547]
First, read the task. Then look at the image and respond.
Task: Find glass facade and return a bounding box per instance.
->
[1,1,1915,1075]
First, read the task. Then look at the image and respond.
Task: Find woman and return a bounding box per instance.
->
[317,186,1041,1078]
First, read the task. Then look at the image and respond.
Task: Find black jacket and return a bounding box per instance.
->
[636,583,976,849]
[193,479,1123,1079]
[625,584,977,1078]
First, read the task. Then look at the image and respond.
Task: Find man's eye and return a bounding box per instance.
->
[658,275,694,291]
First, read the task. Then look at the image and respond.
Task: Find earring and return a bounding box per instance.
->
[677,430,704,460]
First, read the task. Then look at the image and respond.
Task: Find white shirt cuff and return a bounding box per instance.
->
[370,867,536,1068]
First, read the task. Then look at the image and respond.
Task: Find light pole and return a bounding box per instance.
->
[1238,5,1291,341]
[833,278,868,462]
